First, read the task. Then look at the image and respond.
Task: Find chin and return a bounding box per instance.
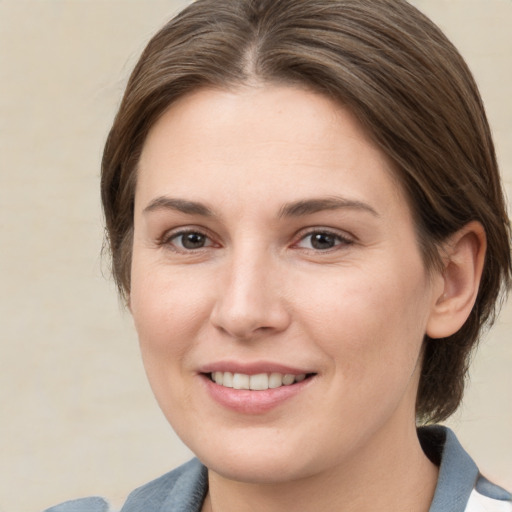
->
[179,425,329,485]
[203,451,316,484]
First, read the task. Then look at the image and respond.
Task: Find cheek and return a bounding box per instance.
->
[129,263,211,418]
[130,260,212,360]
[294,262,430,380]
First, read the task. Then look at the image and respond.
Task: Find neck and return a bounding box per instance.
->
[203,422,438,512]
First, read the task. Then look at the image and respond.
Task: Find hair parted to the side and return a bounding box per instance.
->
[101,0,511,423]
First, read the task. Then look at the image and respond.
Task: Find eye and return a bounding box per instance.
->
[295,230,352,251]
[167,230,213,250]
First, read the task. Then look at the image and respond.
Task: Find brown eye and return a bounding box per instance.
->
[170,231,212,250]
[310,232,338,250]
[296,230,352,251]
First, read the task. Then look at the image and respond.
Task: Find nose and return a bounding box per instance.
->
[210,249,291,340]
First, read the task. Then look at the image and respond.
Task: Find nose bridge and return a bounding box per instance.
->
[210,240,290,339]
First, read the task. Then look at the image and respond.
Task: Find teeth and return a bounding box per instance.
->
[232,373,250,390]
[282,374,295,385]
[250,373,268,390]
[211,372,308,390]
[222,372,233,387]
[269,372,283,389]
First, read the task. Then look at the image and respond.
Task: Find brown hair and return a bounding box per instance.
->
[101,0,511,423]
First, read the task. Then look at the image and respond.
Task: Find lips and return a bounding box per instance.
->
[199,362,316,413]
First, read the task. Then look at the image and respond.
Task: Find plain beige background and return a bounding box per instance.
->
[0,1,511,511]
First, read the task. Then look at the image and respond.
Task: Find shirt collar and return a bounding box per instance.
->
[419,425,480,512]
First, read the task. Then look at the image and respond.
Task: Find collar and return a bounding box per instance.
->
[420,425,480,512]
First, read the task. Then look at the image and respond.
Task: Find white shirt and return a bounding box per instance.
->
[466,489,512,512]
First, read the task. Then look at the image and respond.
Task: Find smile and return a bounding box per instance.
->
[210,372,308,390]
[202,368,316,413]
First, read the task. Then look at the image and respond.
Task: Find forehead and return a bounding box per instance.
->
[136,85,407,219]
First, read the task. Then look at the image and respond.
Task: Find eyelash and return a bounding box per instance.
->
[159,227,354,254]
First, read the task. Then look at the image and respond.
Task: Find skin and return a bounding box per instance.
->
[129,85,484,511]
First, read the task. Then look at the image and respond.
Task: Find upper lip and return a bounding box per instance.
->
[198,360,314,376]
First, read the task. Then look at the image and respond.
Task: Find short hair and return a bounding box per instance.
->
[101,0,511,423]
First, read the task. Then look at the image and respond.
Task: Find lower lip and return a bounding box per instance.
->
[201,374,313,414]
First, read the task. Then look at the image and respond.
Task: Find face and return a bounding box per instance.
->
[130,85,442,483]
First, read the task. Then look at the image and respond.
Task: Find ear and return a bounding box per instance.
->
[426,221,487,339]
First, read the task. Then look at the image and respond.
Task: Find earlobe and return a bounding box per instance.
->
[426,221,487,339]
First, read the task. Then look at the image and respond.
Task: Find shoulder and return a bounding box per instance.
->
[42,496,111,512]
[120,458,207,512]
[466,476,512,512]
[418,425,511,512]
[466,488,512,512]
[41,459,207,512]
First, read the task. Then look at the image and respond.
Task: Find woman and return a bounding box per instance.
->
[46,0,512,510]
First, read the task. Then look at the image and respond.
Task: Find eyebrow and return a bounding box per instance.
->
[143,197,213,216]
[278,197,379,218]
[142,195,378,218]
